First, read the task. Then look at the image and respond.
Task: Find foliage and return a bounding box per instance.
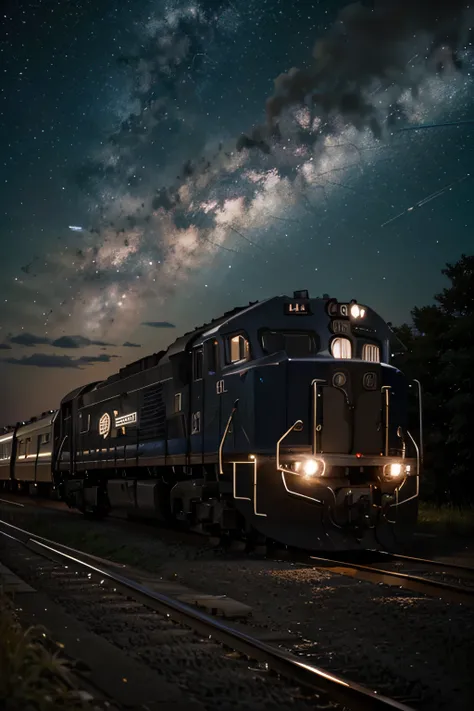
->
[418,502,474,536]
[0,591,96,711]
[393,254,474,504]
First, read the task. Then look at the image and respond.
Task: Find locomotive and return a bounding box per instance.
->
[0,291,422,551]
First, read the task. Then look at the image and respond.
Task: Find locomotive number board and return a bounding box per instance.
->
[284,302,311,315]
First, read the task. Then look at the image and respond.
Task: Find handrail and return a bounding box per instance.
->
[218,399,239,475]
[311,379,326,455]
[276,420,303,472]
[390,430,420,508]
[381,386,391,456]
[413,379,423,466]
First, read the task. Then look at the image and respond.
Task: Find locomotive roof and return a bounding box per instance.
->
[159,300,264,363]
[62,291,405,395]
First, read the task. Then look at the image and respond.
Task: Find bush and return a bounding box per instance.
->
[0,591,98,711]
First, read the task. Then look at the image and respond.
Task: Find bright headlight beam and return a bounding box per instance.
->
[303,459,319,476]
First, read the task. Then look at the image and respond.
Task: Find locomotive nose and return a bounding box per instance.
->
[287,360,387,457]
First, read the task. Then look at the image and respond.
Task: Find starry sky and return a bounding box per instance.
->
[1,0,473,426]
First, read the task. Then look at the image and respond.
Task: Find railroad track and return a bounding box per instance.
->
[302,551,474,607]
[0,516,414,711]
[2,493,474,608]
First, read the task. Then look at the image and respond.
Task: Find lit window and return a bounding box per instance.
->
[331,337,352,359]
[174,392,182,413]
[362,343,380,363]
[229,334,249,363]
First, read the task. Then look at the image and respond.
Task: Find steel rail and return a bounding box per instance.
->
[309,555,474,606]
[378,551,474,578]
[0,517,414,711]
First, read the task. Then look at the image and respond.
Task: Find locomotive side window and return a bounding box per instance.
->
[331,337,352,359]
[261,330,318,357]
[193,347,203,380]
[362,343,380,363]
[206,339,219,374]
[229,334,249,363]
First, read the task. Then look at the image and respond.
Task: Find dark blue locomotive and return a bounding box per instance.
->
[50,290,421,551]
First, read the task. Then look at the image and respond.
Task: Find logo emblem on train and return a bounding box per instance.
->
[99,413,111,439]
[0,291,422,552]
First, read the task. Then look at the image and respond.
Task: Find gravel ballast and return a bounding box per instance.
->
[1,500,473,710]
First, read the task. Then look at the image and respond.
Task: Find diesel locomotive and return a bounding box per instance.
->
[0,291,422,551]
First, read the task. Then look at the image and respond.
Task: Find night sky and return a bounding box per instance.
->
[1,0,473,425]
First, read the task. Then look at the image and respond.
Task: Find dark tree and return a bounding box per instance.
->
[393,254,474,504]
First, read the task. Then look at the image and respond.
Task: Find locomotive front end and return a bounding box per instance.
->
[226,293,421,551]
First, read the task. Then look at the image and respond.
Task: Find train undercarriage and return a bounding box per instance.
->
[55,449,418,552]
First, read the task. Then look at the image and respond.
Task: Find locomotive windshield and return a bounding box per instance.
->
[261,329,319,357]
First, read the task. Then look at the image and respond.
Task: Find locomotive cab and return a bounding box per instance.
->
[213,292,421,550]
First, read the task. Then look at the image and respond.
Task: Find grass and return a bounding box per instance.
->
[418,501,474,536]
[0,590,101,711]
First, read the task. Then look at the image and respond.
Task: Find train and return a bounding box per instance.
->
[0,290,422,551]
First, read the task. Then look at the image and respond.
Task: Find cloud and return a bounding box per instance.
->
[141,321,175,328]
[76,354,119,365]
[7,333,115,349]
[51,335,114,348]
[0,343,12,350]
[9,332,51,347]
[123,341,141,347]
[2,353,119,369]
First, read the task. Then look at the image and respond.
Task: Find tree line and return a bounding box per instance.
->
[392,254,474,505]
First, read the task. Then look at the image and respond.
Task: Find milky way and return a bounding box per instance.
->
[18,0,467,342]
[1,1,474,394]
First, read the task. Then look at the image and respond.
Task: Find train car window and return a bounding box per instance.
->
[174,392,182,413]
[261,330,318,357]
[25,437,31,456]
[362,343,380,363]
[229,334,250,363]
[331,337,352,359]
[40,432,51,445]
[193,347,203,380]
[206,339,219,374]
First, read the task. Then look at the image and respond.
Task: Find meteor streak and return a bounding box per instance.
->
[381,174,471,228]
[395,120,474,133]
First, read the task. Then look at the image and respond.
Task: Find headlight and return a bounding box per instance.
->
[383,462,406,478]
[350,303,366,319]
[287,458,325,477]
[303,459,320,476]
